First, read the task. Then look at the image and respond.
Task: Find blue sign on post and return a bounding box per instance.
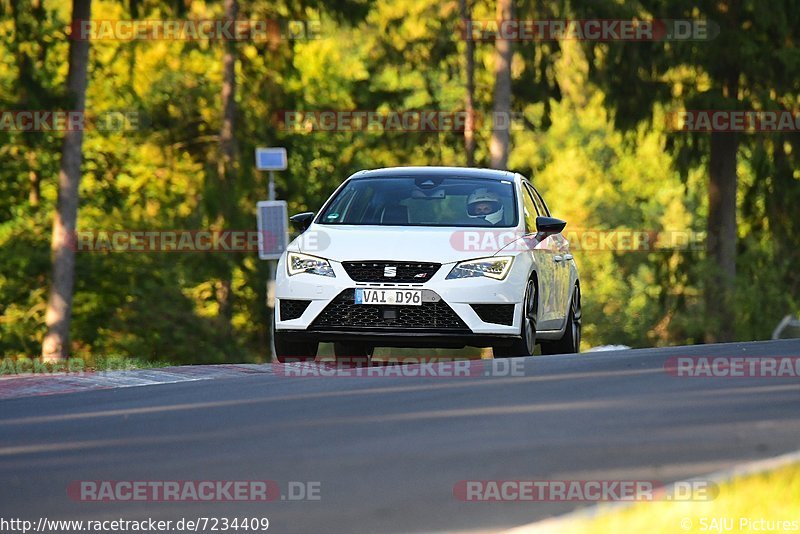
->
[255,147,287,171]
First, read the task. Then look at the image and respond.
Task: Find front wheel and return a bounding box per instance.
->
[493,278,537,358]
[541,285,581,355]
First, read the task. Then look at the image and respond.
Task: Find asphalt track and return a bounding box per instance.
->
[1,339,799,533]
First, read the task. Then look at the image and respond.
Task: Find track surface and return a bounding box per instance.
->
[1,340,799,533]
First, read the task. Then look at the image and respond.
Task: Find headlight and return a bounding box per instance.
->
[446,256,513,280]
[287,252,335,277]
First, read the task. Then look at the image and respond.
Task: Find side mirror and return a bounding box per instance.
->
[535,216,566,235]
[289,212,315,233]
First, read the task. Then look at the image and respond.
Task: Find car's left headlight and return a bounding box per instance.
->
[287,252,335,277]
[446,256,514,280]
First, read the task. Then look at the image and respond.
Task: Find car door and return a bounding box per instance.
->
[528,184,571,324]
[520,183,559,329]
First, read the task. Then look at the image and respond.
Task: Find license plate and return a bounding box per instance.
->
[355,288,422,306]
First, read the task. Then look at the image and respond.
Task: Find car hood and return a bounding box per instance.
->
[288,224,520,264]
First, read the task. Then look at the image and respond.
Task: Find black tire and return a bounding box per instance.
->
[334,342,374,367]
[493,278,537,358]
[541,284,581,355]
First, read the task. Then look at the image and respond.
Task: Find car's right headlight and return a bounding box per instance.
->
[446,256,514,280]
[287,252,335,277]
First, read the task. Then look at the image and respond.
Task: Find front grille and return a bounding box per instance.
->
[279,299,312,321]
[471,304,516,326]
[310,289,469,331]
[342,261,441,283]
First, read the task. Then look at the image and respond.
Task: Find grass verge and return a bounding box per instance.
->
[554,463,800,534]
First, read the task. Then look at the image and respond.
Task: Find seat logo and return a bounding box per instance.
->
[384,266,397,278]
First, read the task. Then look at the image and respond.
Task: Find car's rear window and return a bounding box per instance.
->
[317,176,518,227]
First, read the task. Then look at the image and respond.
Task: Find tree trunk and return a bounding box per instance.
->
[705,128,738,343]
[703,17,740,342]
[41,0,92,361]
[489,0,512,170]
[459,0,475,167]
[217,0,238,323]
[705,72,739,343]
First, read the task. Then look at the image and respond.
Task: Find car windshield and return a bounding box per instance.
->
[317,176,518,227]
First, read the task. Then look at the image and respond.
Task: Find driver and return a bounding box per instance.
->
[467,188,504,225]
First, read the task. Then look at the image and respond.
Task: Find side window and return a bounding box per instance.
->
[527,184,550,217]
[521,185,538,233]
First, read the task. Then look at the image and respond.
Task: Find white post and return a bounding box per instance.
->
[255,148,287,363]
[269,170,276,202]
[267,170,277,362]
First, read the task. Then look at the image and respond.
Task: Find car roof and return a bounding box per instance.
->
[350,166,518,181]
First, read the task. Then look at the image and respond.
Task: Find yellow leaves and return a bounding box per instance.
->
[291,36,367,107]
[659,195,693,235]
[510,52,525,80]
[242,44,259,62]
[367,0,455,60]
[662,65,713,95]
[183,281,220,319]
[554,41,590,107]
[188,0,218,19]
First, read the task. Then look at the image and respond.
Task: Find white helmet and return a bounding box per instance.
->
[467,188,504,225]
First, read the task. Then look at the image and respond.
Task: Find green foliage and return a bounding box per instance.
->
[0,0,797,361]
[513,42,709,347]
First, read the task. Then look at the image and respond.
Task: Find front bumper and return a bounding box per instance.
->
[275,255,530,343]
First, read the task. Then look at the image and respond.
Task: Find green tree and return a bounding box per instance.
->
[573,0,800,341]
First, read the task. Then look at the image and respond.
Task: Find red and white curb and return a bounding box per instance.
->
[0,364,277,400]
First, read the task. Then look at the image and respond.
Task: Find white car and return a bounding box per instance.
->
[274,167,580,363]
